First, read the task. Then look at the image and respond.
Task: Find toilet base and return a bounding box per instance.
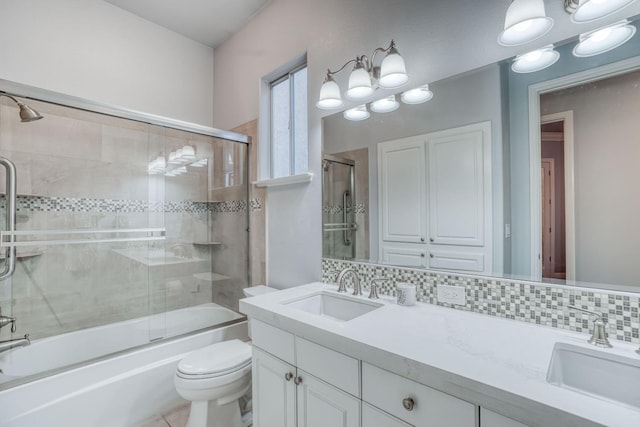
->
[186,399,244,427]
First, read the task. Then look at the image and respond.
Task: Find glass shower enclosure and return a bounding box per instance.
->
[0,83,250,387]
[322,154,357,260]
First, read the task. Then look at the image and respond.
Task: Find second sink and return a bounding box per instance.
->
[546,342,640,409]
[283,291,382,322]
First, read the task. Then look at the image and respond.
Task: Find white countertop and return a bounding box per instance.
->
[239,282,640,427]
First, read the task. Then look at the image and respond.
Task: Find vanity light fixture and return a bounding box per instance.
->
[400,84,434,104]
[343,104,370,121]
[573,20,636,57]
[370,95,400,113]
[498,0,554,46]
[511,45,560,73]
[566,0,638,23]
[316,40,408,109]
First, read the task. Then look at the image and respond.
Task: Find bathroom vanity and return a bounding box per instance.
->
[240,282,640,427]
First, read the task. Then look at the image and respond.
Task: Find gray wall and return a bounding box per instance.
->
[540,70,640,287]
[507,21,640,277]
[323,65,507,273]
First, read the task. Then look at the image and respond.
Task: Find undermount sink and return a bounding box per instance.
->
[546,342,640,409]
[283,291,383,322]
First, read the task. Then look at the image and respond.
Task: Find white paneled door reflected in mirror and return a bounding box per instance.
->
[322,19,640,292]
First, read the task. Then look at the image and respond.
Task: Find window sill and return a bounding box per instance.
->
[254,173,313,188]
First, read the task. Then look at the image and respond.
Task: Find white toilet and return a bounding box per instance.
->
[174,339,252,427]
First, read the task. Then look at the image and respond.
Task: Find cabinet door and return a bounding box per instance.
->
[427,122,491,247]
[362,403,412,427]
[252,347,296,427]
[380,242,427,268]
[480,408,528,427]
[296,370,360,427]
[378,136,427,244]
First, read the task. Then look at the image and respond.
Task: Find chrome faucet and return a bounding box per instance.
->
[0,307,16,333]
[335,268,362,296]
[568,305,612,348]
[368,278,386,299]
[0,334,30,354]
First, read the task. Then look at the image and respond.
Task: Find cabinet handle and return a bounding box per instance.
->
[294,376,303,385]
[402,397,415,411]
[284,372,293,381]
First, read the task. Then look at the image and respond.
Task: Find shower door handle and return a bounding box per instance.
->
[0,157,17,281]
[342,190,351,246]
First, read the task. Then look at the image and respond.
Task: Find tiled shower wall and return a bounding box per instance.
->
[0,98,252,341]
[322,258,640,345]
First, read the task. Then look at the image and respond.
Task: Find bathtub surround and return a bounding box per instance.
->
[322,258,639,345]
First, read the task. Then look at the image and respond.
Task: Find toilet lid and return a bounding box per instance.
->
[178,339,252,377]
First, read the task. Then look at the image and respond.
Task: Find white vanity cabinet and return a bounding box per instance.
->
[378,121,492,274]
[251,319,481,427]
[251,320,361,427]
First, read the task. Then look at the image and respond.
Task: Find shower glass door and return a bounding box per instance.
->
[0,90,249,387]
[322,155,356,260]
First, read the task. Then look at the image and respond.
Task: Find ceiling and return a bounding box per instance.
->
[104,0,271,48]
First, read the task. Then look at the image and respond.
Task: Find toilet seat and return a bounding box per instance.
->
[176,339,252,381]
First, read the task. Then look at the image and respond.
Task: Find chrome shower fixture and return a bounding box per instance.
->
[0,93,43,122]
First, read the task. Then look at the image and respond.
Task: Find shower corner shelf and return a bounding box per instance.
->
[193,272,231,282]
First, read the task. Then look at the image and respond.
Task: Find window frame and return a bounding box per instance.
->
[259,55,309,183]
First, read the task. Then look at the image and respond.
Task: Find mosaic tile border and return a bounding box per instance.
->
[322,258,640,344]
[322,203,366,215]
[0,195,262,214]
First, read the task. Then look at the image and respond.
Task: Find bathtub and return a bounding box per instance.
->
[0,304,248,427]
[0,303,242,378]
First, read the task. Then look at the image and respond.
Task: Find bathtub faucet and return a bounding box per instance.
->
[0,307,16,333]
[0,334,30,354]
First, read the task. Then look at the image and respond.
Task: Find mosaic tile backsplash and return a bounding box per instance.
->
[322,258,640,344]
[0,195,262,213]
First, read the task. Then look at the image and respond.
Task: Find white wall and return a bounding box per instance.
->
[212,0,640,288]
[0,0,215,126]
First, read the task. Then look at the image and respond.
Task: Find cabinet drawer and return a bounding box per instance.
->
[480,408,528,427]
[251,319,295,365]
[362,403,411,427]
[362,362,476,427]
[428,250,484,272]
[296,337,360,397]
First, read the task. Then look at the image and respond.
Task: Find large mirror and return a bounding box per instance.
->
[322,19,640,292]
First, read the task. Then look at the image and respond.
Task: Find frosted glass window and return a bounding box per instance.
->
[271,78,291,178]
[293,67,308,174]
[269,64,308,179]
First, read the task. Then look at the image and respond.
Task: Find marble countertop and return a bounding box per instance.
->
[239,282,640,427]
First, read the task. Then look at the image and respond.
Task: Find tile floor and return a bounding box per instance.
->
[136,403,190,427]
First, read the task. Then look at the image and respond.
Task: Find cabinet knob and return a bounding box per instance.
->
[420,253,425,258]
[429,238,434,242]
[294,376,303,385]
[402,397,415,411]
[284,372,293,381]
[420,237,425,242]
[429,253,434,258]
